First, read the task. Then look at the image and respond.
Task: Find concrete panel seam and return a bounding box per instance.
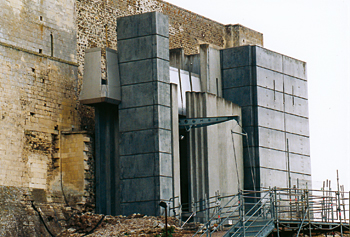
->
[256,66,307,81]
[119,104,171,110]
[118,57,169,64]
[117,34,169,41]
[120,81,171,87]
[260,166,311,176]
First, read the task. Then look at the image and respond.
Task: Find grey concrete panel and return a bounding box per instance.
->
[284,95,309,117]
[157,129,172,154]
[117,12,169,40]
[118,35,169,63]
[121,177,158,203]
[155,105,172,130]
[121,201,158,216]
[119,106,153,132]
[223,86,255,107]
[257,87,284,112]
[290,173,312,189]
[221,45,252,69]
[119,59,169,85]
[289,154,311,175]
[120,82,170,109]
[241,106,255,127]
[159,153,173,177]
[120,153,173,179]
[80,48,101,100]
[120,153,157,179]
[259,147,286,171]
[243,146,260,167]
[257,107,284,131]
[222,66,253,89]
[106,48,121,101]
[160,176,173,200]
[283,75,308,99]
[282,55,307,80]
[258,127,286,151]
[242,126,260,148]
[120,130,158,155]
[285,114,309,136]
[260,168,288,189]
[157,82,171,107]
[254,46,283,72]
[285,133,310,156]
[256,67,284,92]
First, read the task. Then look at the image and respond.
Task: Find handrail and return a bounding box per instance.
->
[193,192,240,236]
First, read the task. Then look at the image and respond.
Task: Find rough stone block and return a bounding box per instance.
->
[221,46,252,69]
[118,35,169,63]
[117,12,169,40]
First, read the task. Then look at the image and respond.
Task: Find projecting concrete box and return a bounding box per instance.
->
[80,47,121,105]
[221,45,311,190]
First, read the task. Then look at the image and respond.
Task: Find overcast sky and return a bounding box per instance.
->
[165,0,350,191]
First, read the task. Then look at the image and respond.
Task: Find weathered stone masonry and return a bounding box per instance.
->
[0,0,263,234]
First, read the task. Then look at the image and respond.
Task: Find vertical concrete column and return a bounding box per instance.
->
[117,12,172,216]
[95,104,120,215]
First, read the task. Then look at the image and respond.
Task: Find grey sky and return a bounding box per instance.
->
[165,0,350,191]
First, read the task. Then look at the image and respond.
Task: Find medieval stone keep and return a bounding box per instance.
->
[0,0,311,235]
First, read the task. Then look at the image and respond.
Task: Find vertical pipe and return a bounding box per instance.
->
[337,170,343,237]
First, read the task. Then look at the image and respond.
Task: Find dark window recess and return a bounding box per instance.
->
[40,16,43,21]
[39,49,42,54]
[30,112,35,116]
[50,33,53,57]
[101,79,107,85]
[32,68,35,73]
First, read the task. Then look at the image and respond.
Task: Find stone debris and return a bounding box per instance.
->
[57,213,196,237]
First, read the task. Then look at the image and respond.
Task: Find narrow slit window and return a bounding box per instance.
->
[216,78,219,96]
[273,80,276,100]
[292,86,295,105]
[50,33,53,57]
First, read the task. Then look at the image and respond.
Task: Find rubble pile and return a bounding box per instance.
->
[57,213,196,237]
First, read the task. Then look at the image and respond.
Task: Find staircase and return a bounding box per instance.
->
[192,190,275,237]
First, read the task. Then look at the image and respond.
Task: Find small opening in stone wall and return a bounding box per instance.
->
[41,78,45,83]
[50,33,53,57]
[32,68,35,73]
[39,49,42,54]
[54,125,58,130]
[40,16,43,21]
[44,103,46,106]
[30,112,35,116]
[101,79,107,85]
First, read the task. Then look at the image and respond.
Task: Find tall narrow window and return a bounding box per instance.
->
[216,78,219,96]
[273,80,276,100]
[50,33,53,57]
[292,86,295,105]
